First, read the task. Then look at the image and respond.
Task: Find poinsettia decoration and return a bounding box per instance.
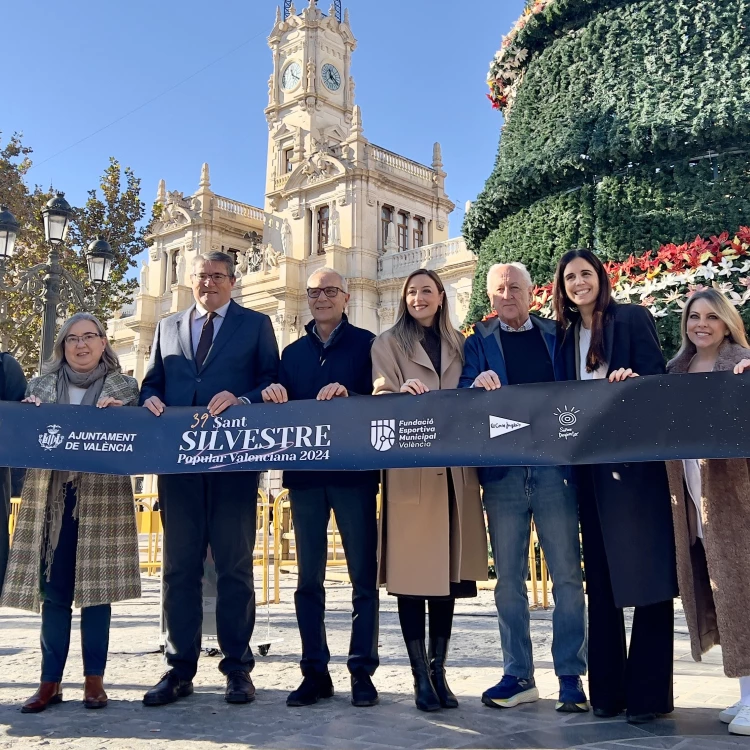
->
[487,0,556,113]
[467,228,750,342]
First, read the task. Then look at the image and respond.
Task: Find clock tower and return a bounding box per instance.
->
[265,1,356,207]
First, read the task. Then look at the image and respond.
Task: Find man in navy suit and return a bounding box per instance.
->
[459,262,587,715]
[140,250,278,706]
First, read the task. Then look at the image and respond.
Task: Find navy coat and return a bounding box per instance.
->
[140,299,279,407]
[559,302,678,608]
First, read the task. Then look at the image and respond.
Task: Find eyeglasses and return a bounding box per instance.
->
[64,333,102,346]
[307,287,344,299]
[192,273,230,283]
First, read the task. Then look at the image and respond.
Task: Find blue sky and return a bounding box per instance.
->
[4,0,524,251]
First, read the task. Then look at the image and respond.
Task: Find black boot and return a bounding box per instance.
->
[405,640,441,712]
[429,637,458,708]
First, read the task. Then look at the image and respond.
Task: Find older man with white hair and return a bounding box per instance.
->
[262,267,380,709]
[459,262,588,714]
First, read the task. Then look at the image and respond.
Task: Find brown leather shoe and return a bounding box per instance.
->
[83,676,108,709]
[21,682,63,713]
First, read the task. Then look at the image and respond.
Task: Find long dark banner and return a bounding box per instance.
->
[1,372,747,475]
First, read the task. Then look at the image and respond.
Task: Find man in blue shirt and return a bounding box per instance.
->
[262,268,379,709]
[459,262,588,714]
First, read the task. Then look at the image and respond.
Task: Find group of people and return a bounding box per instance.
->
[1,248,749,737]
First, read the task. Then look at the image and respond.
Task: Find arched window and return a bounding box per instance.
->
[317,206,330,254]
[381,205,393,249]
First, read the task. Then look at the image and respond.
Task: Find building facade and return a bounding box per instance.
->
[109,0,476,378]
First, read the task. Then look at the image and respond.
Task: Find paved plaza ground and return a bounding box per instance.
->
[0,574,748,750]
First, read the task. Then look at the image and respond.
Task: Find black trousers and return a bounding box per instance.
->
[579,480,674,715]
[289,483,379,676]
[159,471,259,680]
[397,597,455,643]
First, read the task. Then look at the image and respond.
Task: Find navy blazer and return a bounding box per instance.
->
[139,299,279,407]
[458,314,565,484]
[459,314,564,388]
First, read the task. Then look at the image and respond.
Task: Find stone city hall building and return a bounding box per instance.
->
[108,0,476,379]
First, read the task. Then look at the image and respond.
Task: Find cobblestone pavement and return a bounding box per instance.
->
[1,575,749,750]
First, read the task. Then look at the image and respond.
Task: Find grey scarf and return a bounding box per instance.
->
[44,362,109,581]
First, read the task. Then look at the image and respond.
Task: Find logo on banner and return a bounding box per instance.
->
[38,425,64,451]
[371,420,396,452]
[555,406,580,439]
[489,416,529,439]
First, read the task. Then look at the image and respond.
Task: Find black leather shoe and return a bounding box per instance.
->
[143,671,193,706]
[626,711,657,724]
[287,672,334,707]
[593,706,622,718]
[225,671,256,704]
[351,671,379,707]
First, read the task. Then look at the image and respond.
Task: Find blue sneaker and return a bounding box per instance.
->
[481,675,539,709]
[556,676,589,713]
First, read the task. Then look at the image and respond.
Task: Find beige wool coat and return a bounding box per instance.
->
[1,371,142,613]
[371,328,488,597]
[665,341,750,678]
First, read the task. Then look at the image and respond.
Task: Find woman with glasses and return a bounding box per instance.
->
[1,312,141,713]
[371,269,487,712]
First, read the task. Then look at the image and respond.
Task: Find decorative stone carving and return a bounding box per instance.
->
[281,219,293,255]
[139,260,149,293]
[274,313,298,333]
[457,291,471,313]
[329,204,341,245]
[306,61,316,92]
[248,243,264,274]
[385,221,398,253]
[376,306,395,324]
[437,219,446,232]
[264,243,282,271]
[176,252,186,286]
[149,245,159,262]
[236,249,249,278]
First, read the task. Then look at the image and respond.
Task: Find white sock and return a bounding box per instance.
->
[740,676,750,707]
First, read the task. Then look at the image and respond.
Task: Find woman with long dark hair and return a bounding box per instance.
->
[552,249,678,724]
[371,269,488,712]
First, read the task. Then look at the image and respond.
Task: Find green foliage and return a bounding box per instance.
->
[466,0,750,326]
[0,133,155,374]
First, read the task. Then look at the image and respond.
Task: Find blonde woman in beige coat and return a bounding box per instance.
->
[664,288,750,737]
[372,269,487,712]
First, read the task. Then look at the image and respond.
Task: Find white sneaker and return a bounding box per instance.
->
[728,704,750,736]
[720,701,742,724]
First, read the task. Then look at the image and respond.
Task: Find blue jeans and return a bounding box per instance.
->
[40,484,111,682]
[483,466,587,679]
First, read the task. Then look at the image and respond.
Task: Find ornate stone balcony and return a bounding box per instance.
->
[377,237,474,280]
[215,196,265,223]
[368,145,435,185]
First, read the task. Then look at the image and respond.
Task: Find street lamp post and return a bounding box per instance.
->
[0,195,115,373]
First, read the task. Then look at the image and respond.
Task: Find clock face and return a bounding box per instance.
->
[321,63,342,91]
[281,61,302,91]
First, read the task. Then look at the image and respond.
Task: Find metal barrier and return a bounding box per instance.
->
[8,497,21,542]
[134,492,162,576]
[8,488,567,611]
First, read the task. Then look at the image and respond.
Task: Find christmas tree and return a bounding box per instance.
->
[464,0,750,352]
